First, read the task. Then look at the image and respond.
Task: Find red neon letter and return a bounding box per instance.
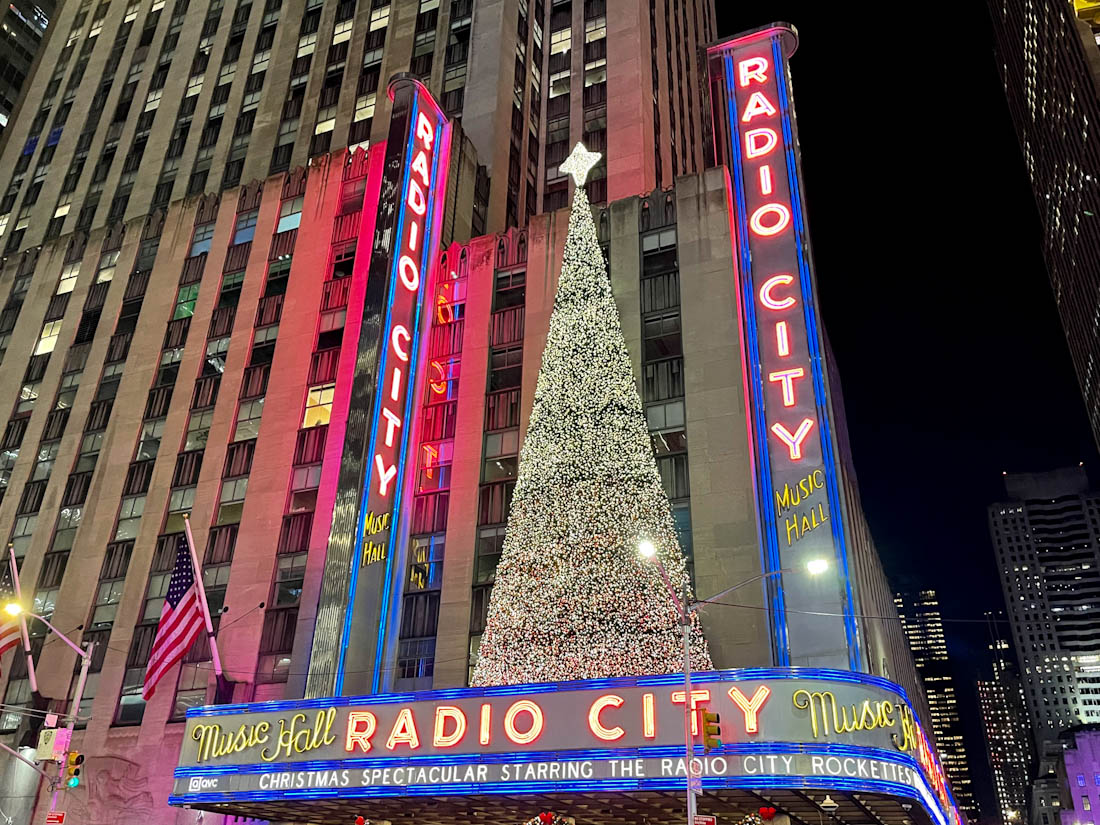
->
[411,149,431,185]
[422,443,438,479]
[741,91,777,122]
[416,112,435,149]
[433,706,467,748]
[407,180,427,216]
[728,685,771,734]
[587,695,625,741]
[744,128,777,159]
[759,165,773,196]
[380,407,403,447]
[738,56,769,87]
[776,321,790,356]
[429,359,447,394]
[374,453,397,496]
[671,689,711,736]
[389,366,402,402]
[346,711,377,752]
[398,255,420,291]
[771,418,815,460]
[768,367,805,407]
[504,700,544,744]
[386,707,421,750]
[391,325,410,361]
[479,703,491,745]
[643,692,656,739]
[749,203,791,237]
[759,274,796,310]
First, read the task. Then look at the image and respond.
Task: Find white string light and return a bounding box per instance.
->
[471,182,711,687]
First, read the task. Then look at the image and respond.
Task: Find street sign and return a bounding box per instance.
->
[36,728,70,761]
[694,816,717,825]
[45,811,66,824]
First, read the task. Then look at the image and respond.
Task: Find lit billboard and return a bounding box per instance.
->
[170,669,958,825]
[707,25,859,670]
[307,75,451,698]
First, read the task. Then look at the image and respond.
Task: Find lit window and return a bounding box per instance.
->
[297,32,317,57]
[35,320,63,355]
[56,262,80,294]
[584,58,606,87]
[354,93,376,123]
[276,197,303,233]
[302,383,335,427]
[332,18,352,43]
[124,2,139,21]
[584,15,605,41]
[369,5,389,29]
[550,28,570,54]
[252,49,271,73]
[185,73,204,97]
[273,553,307,607]
[314,117,336,135]
[549,69,570,98]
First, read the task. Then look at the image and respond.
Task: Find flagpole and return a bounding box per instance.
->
[8,544,36,693]
[181,515,224,678]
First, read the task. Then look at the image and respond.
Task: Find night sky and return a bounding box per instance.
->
[715,2,1100,819]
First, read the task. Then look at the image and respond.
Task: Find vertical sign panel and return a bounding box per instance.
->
[707,26,859,670]
[307,75,451,698]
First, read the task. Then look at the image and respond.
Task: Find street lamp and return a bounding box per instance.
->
[638,542,828,825]
[2,601,95,809]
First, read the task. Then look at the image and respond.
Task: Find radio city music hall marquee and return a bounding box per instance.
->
[171,670,959,825]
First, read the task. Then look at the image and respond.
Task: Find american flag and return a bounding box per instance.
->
[0,558,21,673]
[142,534,205,700]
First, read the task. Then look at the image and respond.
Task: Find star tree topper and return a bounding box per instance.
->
[559,142,602,186]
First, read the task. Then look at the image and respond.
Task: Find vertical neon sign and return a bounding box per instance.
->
[309,75,451,698]
[707,26,860,670]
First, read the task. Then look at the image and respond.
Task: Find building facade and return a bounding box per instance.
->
[0,10,941,825]
[895,590,977,817]
[978,629,1034,825]
[990,467,1100,753]
[0,0,54,133]
[1057,726,1100,825]
[988,0,1100,451]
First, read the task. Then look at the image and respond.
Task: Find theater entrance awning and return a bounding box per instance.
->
[169,669,962,825]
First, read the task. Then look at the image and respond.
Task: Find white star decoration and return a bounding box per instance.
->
[559,142,603,186]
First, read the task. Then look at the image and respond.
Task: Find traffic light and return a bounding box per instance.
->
[64,752,83,788]
[701,708,721,753]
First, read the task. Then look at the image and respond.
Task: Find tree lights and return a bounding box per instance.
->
[470,144,711,687]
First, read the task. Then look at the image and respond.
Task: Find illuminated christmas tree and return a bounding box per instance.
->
[471,144,711,687]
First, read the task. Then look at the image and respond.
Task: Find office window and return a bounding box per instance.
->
[57,262,80,294]
[217,477,248,525]
[233,209,258,244]
[135,419,164,461]
[190,222,215,255]
[273,553,306,607]
[297,32,317,57]
[185,409,215,451]
[354,93,376,123]
[332,18,352,43]
[276,197,303,232]
[173,284,200,319]
[234,398,265,441]
[35,320,63,355]
[115,495,145,540]
[302,383,334,427]
[369,5,389,29]
[96,250,119,282]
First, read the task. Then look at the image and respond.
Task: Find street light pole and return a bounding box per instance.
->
[638,544,829,825]
[2,605,94,816]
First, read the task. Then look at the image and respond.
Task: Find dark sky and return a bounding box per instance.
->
[715,2,1100,820]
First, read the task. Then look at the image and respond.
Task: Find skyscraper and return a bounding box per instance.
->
[989,467,1100,752]
[0,16,945,824]
[978,627,1034,825]
[0,0,54,132]
[895,590,978,818]
[988,0,1100,450]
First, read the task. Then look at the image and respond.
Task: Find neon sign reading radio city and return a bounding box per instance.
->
[737,57,814,464]
[360,108,440,567]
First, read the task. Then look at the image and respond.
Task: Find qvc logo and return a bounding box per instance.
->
[188,777,219,792]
